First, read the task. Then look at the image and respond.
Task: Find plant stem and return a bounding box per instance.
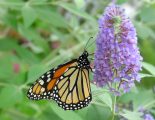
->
[111,82,118,120]
[111,95,117,120]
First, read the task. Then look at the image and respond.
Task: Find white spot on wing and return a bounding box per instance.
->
[41,88,45,92]
[47,78,51,82]
[60,76,63,79]
[47,74,51,78]
[39,79,44,85]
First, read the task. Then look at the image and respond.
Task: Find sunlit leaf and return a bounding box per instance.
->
[98,92,112,110]
[120,110,143,120]
[22,3,37,27]
[142,62,155,76]
[139,73,155,78]
[58,2,95,21]
[74,0,85,9]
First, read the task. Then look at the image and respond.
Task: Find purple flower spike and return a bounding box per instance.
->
[94,5,143,94]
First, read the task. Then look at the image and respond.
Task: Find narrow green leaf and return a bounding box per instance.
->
[22,3,37,27]
[0,85,23,109]
[35,7,68,28]
[142,62,155,76]
[139,73,155,78]
[120,110,143,120]
[58,2,95,21]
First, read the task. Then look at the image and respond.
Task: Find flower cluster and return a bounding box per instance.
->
[94,5,143,94]
[139,107,154,120]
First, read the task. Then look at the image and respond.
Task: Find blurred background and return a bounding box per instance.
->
[0,0,155,120]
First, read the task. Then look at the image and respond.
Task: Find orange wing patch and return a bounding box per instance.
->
[47,62,75,91]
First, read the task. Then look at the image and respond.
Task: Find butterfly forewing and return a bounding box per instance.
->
[27,60,76,100]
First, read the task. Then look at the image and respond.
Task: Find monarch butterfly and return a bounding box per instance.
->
[27,38,94,110]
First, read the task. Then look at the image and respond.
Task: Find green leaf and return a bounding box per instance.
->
[119,89,155,110]
[12,72,27,85]
[120,110,143,120]
[27,64,47,83]
[18,24,50,54]
[142,62,155,76]
[0,38,40,64]
[117,0,127,4]
[15,45,40,65]
[29,0,48,4]
[58,2,95,21]
[139,73,155,78]
[0,55,14,79]
[50,103,84,120]
[134,22,155,40]
[22,3,37,27]
[0,0,24,10]
[139,6,155,24]
[0,85,23,109]
[98,92,112,110]
[74,0,85,9]
[35,7,68,28]
[1,12,18,29]
[86,104,111,120]
[0,38,18,51]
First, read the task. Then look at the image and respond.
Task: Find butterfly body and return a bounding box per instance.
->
[27,50,92,110]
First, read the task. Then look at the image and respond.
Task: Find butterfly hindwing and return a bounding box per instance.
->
[52,63,92,110]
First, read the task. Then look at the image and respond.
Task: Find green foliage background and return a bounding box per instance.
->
[0,0,155,120]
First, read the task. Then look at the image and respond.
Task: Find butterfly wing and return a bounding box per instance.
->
[52,63,92,110]
[27,60,76,100]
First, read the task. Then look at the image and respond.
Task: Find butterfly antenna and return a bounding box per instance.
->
[85,38,96,50]
[84,37,93,51]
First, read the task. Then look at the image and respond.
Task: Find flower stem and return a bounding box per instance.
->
[111,83,117,120]
[111,95,117,120]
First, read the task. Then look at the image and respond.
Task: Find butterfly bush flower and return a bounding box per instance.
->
[94,5,143,94]
[139,107,154,120]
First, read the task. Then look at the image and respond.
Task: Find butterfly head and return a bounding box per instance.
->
[77,50,90,69]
